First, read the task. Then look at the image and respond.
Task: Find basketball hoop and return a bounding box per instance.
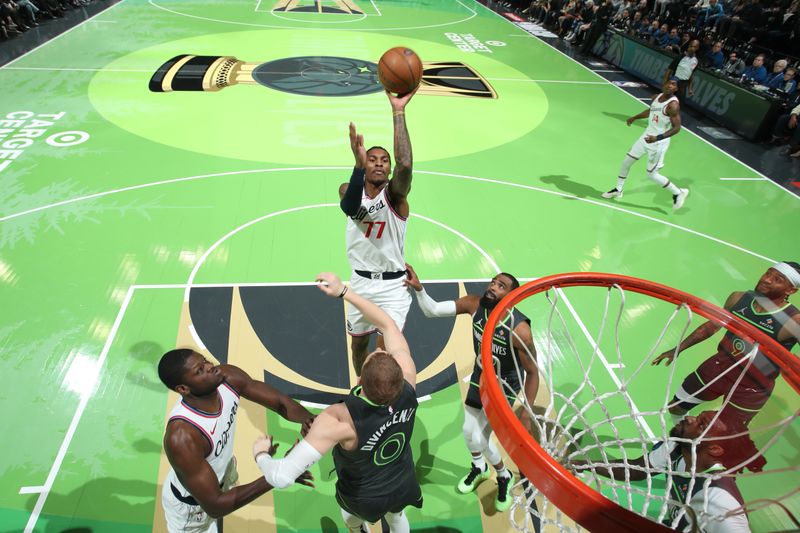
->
[480,273,800,533]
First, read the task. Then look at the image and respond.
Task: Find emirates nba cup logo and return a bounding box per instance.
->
[149,55,497,99]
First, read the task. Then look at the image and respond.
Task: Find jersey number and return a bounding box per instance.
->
[363,221,386,239]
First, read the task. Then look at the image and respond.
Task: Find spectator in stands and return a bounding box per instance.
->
[661,27,681,49]
[702,41,725,69]
[665,39,700,99]
[695,0,724,31]
[719,0,765,42]
[741,54,768,83]
[629,9,644,32]
[15,0,38,25]
[641,19,659,39]
[765,59,788,85]
[770,100,800,157]
[565,0,596,42]
[769,66,797,95]
[652,22,669,45]
[580,0,614,52]
[722,50,746,77]
[0,0,30,33]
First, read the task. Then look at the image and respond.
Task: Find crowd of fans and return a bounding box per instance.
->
[514,0,800,154]
[1,0,95,40]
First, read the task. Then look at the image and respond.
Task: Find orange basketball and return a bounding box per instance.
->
[377,47,423,95]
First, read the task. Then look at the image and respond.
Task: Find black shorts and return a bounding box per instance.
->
[465,365,521,410]
[335,478,423,523]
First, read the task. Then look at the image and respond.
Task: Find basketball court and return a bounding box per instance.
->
[1,0,798,532]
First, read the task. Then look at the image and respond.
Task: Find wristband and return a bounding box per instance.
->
[656,134,664,141]
[393,111,405,116]
[338,286,348,298]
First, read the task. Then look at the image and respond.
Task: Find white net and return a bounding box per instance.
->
[483,280,800,533]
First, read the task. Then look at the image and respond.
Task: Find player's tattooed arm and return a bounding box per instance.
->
[387,87,419,205]
[652,291,743,366]
[662,101,682,138]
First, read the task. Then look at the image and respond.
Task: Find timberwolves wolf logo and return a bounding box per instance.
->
[149,55,497,99]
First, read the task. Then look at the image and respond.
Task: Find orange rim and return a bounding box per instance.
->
[480,272,799,533]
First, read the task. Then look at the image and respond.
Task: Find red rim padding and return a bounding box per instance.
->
[480,272,799,533]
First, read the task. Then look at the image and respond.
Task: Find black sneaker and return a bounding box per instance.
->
[495,472,515,512]
[456,464,490,494]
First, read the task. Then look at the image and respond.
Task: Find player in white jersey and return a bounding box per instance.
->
[158,349,314,532]
[339,88,418,375]
[602,78,690,210]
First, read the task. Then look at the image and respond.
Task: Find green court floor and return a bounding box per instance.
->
[1,0,798,532]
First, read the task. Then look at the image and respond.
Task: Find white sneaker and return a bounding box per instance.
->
[672,188,689,210]
[602,188,623,199]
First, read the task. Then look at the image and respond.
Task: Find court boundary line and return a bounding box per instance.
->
[0,0,126,70]
[474,1,800,201]
[0,167,778,264]
[147,0,476,31]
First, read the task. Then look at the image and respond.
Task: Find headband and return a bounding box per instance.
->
[773,262,800,289]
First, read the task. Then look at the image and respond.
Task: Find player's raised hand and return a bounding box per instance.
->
[316,272,347,298]
[403,263,422,291]
[651,350,676,366]
[349,122,366,169]
[252,435,277,459]
[386,85,419,112]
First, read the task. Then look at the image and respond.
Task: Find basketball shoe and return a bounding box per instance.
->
[457,463,490,494]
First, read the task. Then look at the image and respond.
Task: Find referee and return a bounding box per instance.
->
[664,39,699,101]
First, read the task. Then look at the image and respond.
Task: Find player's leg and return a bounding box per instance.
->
[340,508,368,533]
[644,143,688,209]
[670,356,727,424]
[350,334,371,376]
[383,510,410,533]
[457,404,492,493]
[603,137,644,199]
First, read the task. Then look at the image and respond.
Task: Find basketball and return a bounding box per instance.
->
[377,47,423,95]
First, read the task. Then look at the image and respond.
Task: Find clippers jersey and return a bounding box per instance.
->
[333,382,418,499]
[718,291,799,380]
[345,186,407,272]
[645,93,679,137]
[164,382,240,498]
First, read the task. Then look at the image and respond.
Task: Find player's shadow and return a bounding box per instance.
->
[602,111,646,127]
[127,340,167,392]
[15,477,158,533]
[414,414,466,486]
[540,175,669,215]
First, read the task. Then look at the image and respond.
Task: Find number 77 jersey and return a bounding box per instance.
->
[345,186,407,273]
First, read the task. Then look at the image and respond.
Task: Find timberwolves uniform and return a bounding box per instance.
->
[333,382,423,522]
[627,92,679,171]
[675,291,799,425]
[162,382,240,533]
[648,441,750,533]
[465,303,531,409]
[345,186,411,336]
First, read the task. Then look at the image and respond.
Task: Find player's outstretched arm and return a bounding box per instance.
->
[253,405,350,489]
[387,87,419,209]
[221,365,314,428]
[652,291,742,366]
[340,122,366,217]
[626,108,650,125]
[404,263,479,318]
[165,422,273,519]
[317,272,416,387]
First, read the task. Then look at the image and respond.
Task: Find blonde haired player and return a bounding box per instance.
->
[602,78,690,210]
[339,88,418,375]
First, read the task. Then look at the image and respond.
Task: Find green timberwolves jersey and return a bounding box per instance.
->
[333,381,418,498]
[719,291,799,379]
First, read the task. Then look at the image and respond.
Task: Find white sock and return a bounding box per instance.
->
[471,455,487,471]
[648,169,680,194]
[616,176,626,192]
[341,508,365,532]
[495,465,511,479]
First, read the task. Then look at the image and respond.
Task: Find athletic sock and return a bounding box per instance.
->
[616,177,626,192]
[471,455,487,472]
[495,465,511,479]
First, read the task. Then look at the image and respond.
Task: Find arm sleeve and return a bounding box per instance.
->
[414,288,457,318]
[255,439,322,489]
[340,167,365,216]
